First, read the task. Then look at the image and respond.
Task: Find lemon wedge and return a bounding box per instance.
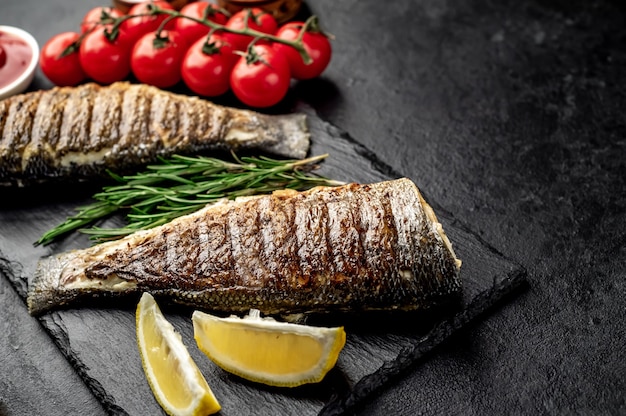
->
[136,293,221,416]
[192,309,346,387]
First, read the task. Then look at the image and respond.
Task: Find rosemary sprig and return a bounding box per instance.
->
[36,153,343,246]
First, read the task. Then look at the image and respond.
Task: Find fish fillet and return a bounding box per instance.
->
[0,82,310,186]
[27,178,462,316]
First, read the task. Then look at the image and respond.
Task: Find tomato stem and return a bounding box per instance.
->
[62,6,323,65]
[201,34,222,55]
[152,31,171,49]
[145,6,314,64]
[241,40,268,66]
[155,14,177,38]
[60,32,88,58]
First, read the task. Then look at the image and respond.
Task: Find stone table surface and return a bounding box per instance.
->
[1,0,625,415]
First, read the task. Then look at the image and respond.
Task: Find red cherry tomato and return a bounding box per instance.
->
[131,30,186,88]
[223,8,278,51]
[80,6,124,34]
[120,1,176,45]
[175,1,228,45]
[230,44,290,108]
[181,34,236,97]
[40,32,87,86]
[79,26,132,84]
[273,21,332,80]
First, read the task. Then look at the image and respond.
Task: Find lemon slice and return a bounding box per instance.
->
[192,309,346,387]
[136,293,221,416]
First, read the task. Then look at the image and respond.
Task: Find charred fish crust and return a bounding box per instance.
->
[0,91,41,178]
[23,89,59,178]
[41,88,68,149]
[1,82,310,186]
[258,193,298,291]
[294,189,330,288]
[118,85,150,162]
[58,85,90,153]
[166,221,202,283]
[325,185,365,280]
[148,88,179,147]
[193,206,233,285]
[27,178,462,316]
[227,197,269,288]
[359,184,397,282]
[82,84,95,149]
[0,98,9,140]
[0,98,16,178]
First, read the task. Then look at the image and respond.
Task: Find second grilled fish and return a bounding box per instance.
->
[28,178,462,316]
[0,82,310,186]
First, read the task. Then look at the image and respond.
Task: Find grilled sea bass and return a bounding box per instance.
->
[27,178,462,316]
[0,82,310,186]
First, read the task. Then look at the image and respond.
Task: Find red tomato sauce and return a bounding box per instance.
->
[0,31,33,89]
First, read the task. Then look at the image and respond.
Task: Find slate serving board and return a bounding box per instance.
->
[0,107,526,415]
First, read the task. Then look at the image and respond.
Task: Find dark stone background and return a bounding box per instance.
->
[1,0,624,414]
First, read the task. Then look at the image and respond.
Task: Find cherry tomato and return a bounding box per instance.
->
[273,21,332,80]
[131,30,186,88]
[120,1,176,45]
[40,32,87,86]
[175,1,228,45]
[79,26,132,84]
[230,44,290,108]
[223,8,278,51]
[80,6,124,34]
[182,34,236,97]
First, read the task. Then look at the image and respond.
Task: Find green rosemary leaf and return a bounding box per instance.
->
[35,201,118,246]
[36,153,342,246]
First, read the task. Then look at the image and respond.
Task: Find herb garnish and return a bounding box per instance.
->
[37,153,342,246]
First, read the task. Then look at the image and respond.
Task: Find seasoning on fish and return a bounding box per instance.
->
[0,82,310,186]
[27,178,462,316]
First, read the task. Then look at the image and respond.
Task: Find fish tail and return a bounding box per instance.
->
[28,254,66,316]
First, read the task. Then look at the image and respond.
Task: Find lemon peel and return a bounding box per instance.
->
[193,308,346,387]
[136,293,221,416]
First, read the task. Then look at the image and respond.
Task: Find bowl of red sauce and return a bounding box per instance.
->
[0,26,39,100]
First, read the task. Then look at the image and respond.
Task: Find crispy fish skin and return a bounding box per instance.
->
[27,178,462,316]
[0,82,310,186]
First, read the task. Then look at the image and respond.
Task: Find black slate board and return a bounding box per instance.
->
[0,107,526,415]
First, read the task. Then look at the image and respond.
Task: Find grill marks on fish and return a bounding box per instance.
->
[1,91,39,174]
[27,178,462,316]
[0,82,310,185]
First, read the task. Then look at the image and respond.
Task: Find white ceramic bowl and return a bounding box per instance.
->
[0,25,39,100]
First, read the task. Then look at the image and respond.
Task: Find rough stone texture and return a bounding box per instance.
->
[0,108,525,415]
[1,0,624,415]
[0,276,105,416]
[303,0,626,414]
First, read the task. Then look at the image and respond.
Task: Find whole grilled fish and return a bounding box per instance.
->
[0,82,310,186]
[27,178,462,316]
